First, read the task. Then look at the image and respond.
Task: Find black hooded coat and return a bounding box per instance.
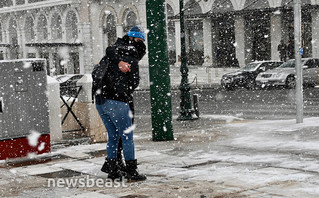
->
[95,35,145,113]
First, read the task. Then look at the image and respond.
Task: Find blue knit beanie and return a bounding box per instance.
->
[127,26,146,41]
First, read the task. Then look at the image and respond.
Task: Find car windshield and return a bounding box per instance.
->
[239,63,260,71]
[280,59,306,68]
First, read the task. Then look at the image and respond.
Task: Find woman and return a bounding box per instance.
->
[95,26,147,181]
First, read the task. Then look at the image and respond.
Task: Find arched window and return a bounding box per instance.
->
[166,4,176,65]
[244,0,271,61]
[282,0,310,6]
[51,13,62,40]
[124,10,137,33]
[185,1,201,14]
[212,0,233,13]
[8,18,19,59]
[16,0,25,5]
[103,12,116,47]
[212,0,237,67]
[8,18,18,45]
[25,16,35,42]
[29,0,46,3]
[185,0,203,65]
[244,0,270,9]
[0,0,13,8]
[281,0,312,57]
[37,14,48,41]
[66,10,78,41]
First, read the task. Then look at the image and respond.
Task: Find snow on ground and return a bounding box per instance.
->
[227,117,319,132]
[1,116,319,197]
[227,117,319,150]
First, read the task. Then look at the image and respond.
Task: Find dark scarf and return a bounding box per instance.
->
[122,35,146,61]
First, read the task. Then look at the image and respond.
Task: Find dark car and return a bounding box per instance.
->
[221,61,283,90]
[55,74,84,97]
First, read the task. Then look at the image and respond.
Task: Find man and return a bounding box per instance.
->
[95,26,147,181]
[278,40,287,61]
[287,40,294,59]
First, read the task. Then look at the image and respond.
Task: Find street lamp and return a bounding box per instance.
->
[177,0,198,121]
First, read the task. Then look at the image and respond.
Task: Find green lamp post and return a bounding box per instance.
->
[177,0,198,120]
[146,0,174,141]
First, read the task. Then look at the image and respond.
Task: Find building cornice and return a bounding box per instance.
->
[25,42,83,47]
[168,4,319,20]
[0,0,79,14]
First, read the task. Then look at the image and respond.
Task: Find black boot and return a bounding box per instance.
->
[101,157,126,173]
[117,139,126,172]
[107,158,124,180]
[101,139,126,173]
[117,157,126,172]
[125,159,147,182]
[101,157,110,173]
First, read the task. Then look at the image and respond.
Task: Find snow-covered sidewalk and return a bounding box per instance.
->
[1,115,319,197]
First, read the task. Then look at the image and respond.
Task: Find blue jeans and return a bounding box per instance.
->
[96,99,135,160]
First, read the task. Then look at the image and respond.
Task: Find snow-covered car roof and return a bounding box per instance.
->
[250,60,283,64]
[54,74,83,84]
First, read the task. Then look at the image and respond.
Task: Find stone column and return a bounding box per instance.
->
[5,30,9,44]
[234,16,245,67]
[78,46,85,74]
[174,20,181,67]
[116,24,124,38]
[79,0,93,74]
[62,24,67,43]
[271,14,282,60]
[0,29,3,43]
[78,22,93,74]
[202,18,213,67]
[20,28,28,58]
[3,30,8,59]
[48,52,55,76]
[211,22,218,67]
[138,9,149,67]
[47,18,52,42]
[16,28,24,59]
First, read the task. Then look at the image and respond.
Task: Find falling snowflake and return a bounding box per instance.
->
[124,124,136,134]
[128,110,134,119]
[27,130,41,147]
[38,142,46,151]
[23,62,31,69]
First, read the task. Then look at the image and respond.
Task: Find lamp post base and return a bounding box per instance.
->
[177,109,199,121]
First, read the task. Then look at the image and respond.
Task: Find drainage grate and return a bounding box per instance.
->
[181,160,221,168]
[87,150,106,158]
[36,169,85,178]
[4,154,69,168]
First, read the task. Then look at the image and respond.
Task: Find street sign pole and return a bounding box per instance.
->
[146,0,174,141]
[294,0,303,123]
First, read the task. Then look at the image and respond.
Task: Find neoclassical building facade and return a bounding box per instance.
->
[1,0,319,80]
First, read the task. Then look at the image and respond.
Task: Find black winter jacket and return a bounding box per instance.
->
[95,36,141,106]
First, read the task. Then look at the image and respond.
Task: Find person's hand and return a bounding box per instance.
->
[118,61,131,73]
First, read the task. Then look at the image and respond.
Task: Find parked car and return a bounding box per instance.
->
[55,74,84,97]
[221,61,283,90]
[256,58,319,89]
